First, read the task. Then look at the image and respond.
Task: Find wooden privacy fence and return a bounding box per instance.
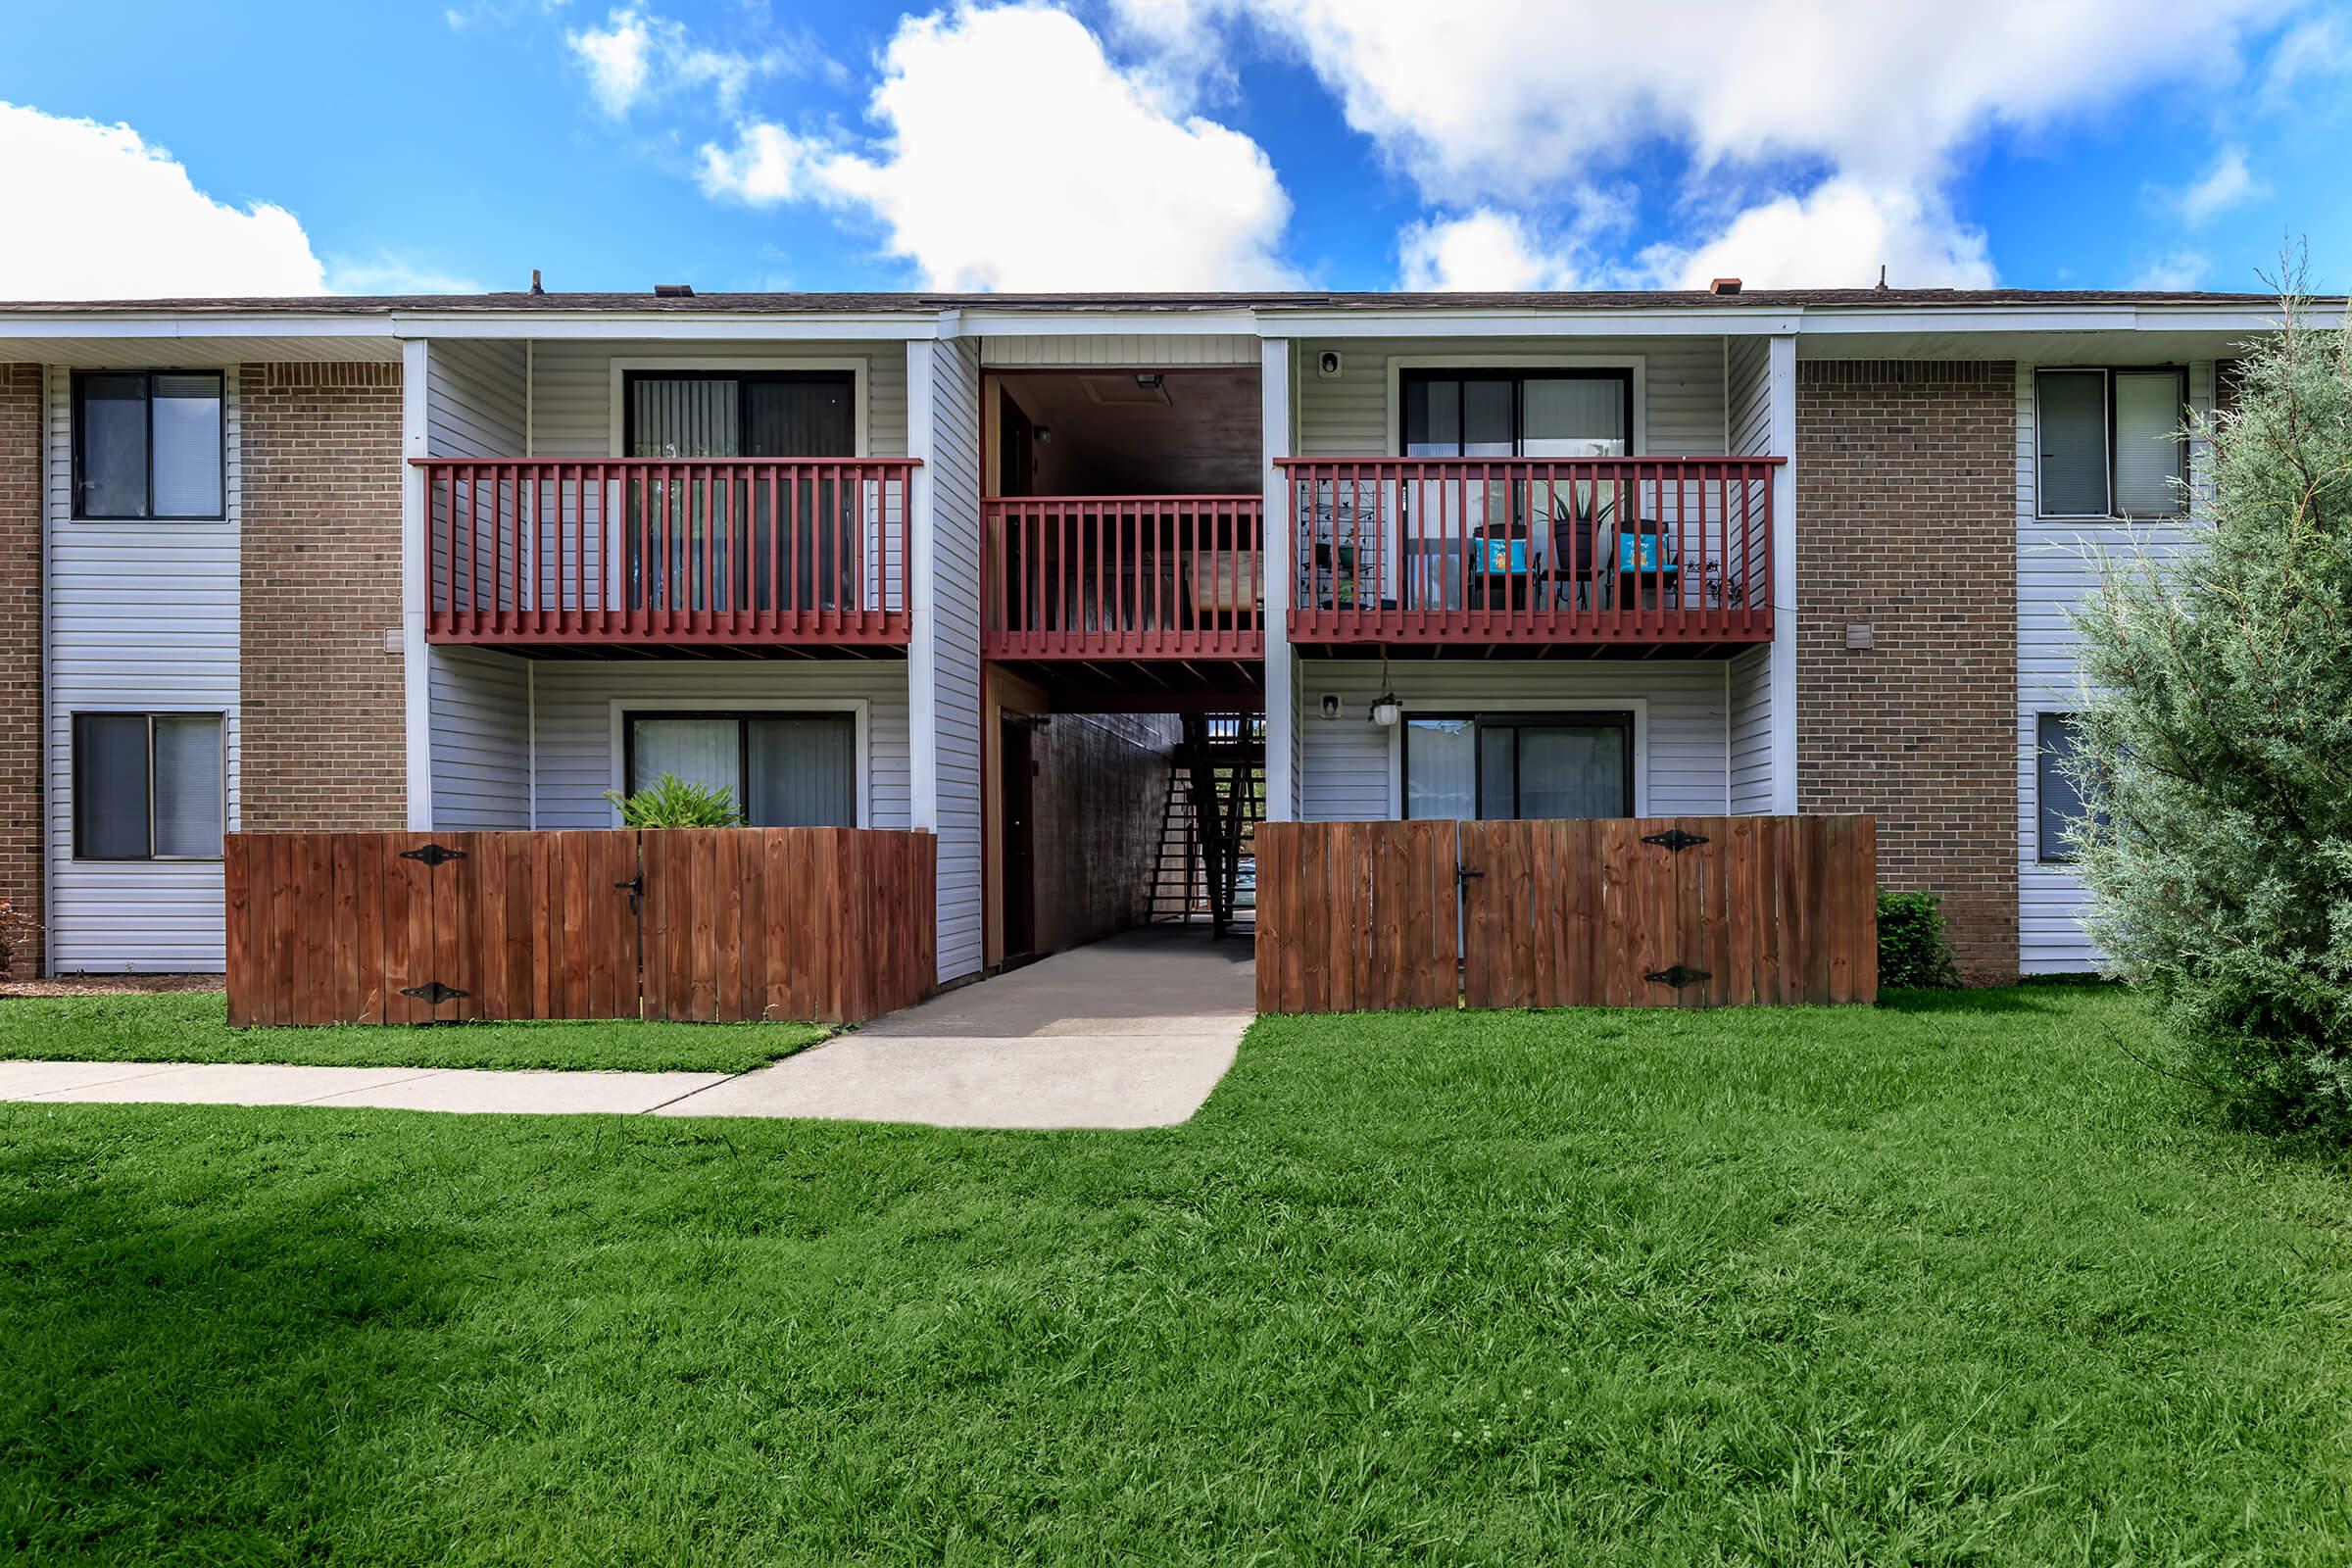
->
[226,828,935,1027]
[1254,815,1877,1013]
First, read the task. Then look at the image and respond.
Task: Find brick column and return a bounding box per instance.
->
[1795,360,2019,982]
[0,366,41,975]
[239,362,408,830]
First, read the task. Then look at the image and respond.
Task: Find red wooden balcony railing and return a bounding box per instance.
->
[982,495,1264,660]
[1279,457,1781,647]
[416,459,918,647]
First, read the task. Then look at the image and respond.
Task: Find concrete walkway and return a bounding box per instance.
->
[0,925,1254,1128]
[0,1058,727,1114]
[656,924,1254,1128]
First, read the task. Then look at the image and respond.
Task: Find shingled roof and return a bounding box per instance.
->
[0,287,2295,316]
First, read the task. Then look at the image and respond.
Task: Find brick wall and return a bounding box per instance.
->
[239,362,407,830]
[0,366,40,975]
[1795,361,2018,982]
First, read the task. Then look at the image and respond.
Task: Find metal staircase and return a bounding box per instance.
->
[1147,714,1264,933]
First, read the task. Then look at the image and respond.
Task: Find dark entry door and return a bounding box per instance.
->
[1000,715,1037,960]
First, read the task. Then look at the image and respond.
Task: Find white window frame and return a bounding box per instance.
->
[1384,355,1649,459]
[70,368,229,524]
[605,358,871,459]
[1385,696,1650,819]
[2034,366,2188,521]
[604,696,871,828]
[69,709,229,862]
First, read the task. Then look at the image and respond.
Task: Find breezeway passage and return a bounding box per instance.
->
[0,927,1253,1128]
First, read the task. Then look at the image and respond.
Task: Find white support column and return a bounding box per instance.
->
[1767,333,1799,814]
[1260,337,1296,821]
[906,338,940,836]
[400,337,432,830]
[905,327,986,982]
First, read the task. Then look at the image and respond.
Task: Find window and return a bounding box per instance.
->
[1403,712,1633,820]
[2036,368,2187,518]
[2037,712,2087,863]
[623,370,856,458]
[73,370,225,520]
[73,712,225,859]
[623,711,858,827]
[1401,369,1632,458]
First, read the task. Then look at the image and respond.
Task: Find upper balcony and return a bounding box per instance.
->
[978,365,1265,705]
[981,493,1264,662]
[419,457,916,653]
[1279,456,1779,657]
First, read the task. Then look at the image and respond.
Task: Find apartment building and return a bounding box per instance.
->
[0,286,2317,984]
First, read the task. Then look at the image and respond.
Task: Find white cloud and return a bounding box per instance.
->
[1114,0,2292,289]
[323,255,489,295]
[567,6,782,118]
[1398,209,1581,291]
[1648,178,1995,291]
[2129,250,2211,290]
[0,102,329,298]
[2170,146,2263,225]
[2259,14,2352,110]
[700,4,1297,291]
[1124,0,2278,198]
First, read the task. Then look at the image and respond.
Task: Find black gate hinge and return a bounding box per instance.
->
[400,980,468,1004]
[1643,965,1711,989]
[1640,828,1709,853]
[399,843,467,866]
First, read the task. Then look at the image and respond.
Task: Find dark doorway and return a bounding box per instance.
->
[999,714,1037,961]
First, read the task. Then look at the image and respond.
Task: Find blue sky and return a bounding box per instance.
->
[2,0,2347,299]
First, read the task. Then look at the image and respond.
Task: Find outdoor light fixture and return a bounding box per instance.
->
[1320,693,1341,719]
[1135,373,1162,390]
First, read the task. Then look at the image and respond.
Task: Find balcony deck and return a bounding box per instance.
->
[417,458,918,656]
[1280,457,1780,657]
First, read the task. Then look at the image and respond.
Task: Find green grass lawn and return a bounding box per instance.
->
[0,991,826,1074]
[5,987,2350,1565]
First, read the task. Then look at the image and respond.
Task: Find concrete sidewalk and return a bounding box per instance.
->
[0,1058,728,1114]
[0,925,1253,1127]
[657,925,1254,1128]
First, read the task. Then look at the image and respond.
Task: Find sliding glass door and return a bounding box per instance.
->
[1404,712,1633,821]
[623,371,858,615]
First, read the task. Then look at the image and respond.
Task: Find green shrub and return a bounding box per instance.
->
[1877,890,1961,990]
[602,773,744,829]
[2068,275,2352,1137]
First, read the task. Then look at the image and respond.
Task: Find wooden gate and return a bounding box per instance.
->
[1254,815,1876,1014]
[638,827,936,1024]
[226,828,934,1027]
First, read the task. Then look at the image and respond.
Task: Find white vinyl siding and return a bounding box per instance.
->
[44,364,242,971]
[428,647,531,829]
[1296,336,1727,458]
[425,339,527,458]
[1727,645,1774,814]
[2016,360,2213,972]
[1726,336,1773,459]
[1297,659,1731,821]
[980,333,1260,368]
[525,660,910,830]
[524,340,907,458]
[923,336,986,982]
